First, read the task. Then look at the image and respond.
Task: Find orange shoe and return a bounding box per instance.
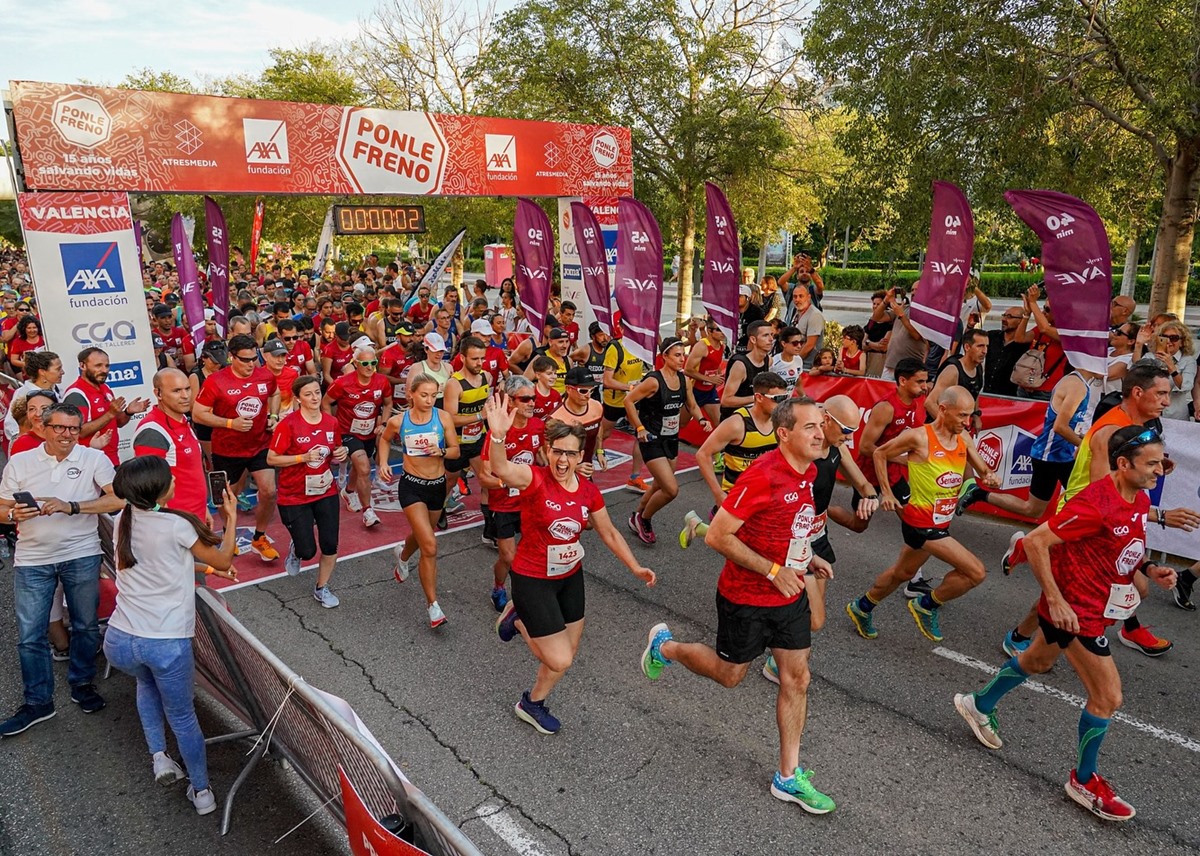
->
[1118,625,1172,657]
[250,535,279,562]
[625,476,650,493]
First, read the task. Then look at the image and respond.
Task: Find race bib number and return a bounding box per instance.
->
[462,421,483,441]
[661,413,680,436]
[305,471,333,496]
[810,511,828,542]
[508,487,521,498]
[350,417,376,436]
[932,498,957,526]
[785,537,811,573]
[404,431,439,457]
[1103,583,1141,620]
[547,542,584,577]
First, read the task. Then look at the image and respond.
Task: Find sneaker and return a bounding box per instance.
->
[1175,574,1196,611]
[436,513,449,531]
[679,510,703,549]
[1002,629,1031,657]
[393,544,415,583]
[187,785,217,816]
[362,507,381,528]
[482,535,498,550]
[712,452,724,473]
[845,600,878,640]
[1118,625,1172,656]
[907,598,944,642]
[285,542,301,576]
[490,585,508,613]
[762,654,780,685]
[70,683,106,714]
[50,645,70,662]
[903,577,935,599]
[313,586,340,608]
[514,690,560,735]
[628,511,655,544]
[153,751,186,785]
[444,495,466,514]
[1001,531,1026,576]
[955,477,982,516]
[428,601,448,629]
[341,489,363,513]
[770,767,836,814]
[1065,770,1135,822]
[250,535,279,562]
[236,494,253,512]
[954,692,1002,750]
[624,476,650,494]
[640,622,672,680]
[495,599,519,642]
[0,703,56,737]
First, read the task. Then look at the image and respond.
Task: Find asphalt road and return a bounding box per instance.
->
[4,470,1195,856]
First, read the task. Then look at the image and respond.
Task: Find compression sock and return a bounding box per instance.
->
[918,591,944,612]
[253,530,265,541]
[857,594,879,614]
[1076,709,1110,783]
[972,656,1029,714]
[1010,629,1030,643]
[1180,569,1198,587]
[1123,615,1142,633]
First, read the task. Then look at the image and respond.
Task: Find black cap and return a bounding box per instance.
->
[565,366,594,387]
[164,292,179,303]
[202,341,229,367]
[548,327,569,340]
[151,304,172,317]
[262,338,288,356]
[588,321,605,337]
[334,321,353,341]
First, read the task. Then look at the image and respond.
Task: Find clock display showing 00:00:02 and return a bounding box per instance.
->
[333,205,427,235]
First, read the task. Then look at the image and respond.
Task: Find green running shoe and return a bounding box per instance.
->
[845,600,878,639]
[771,767,836,814]
[641,622,672,680]
[679,510,705,548]
[908,598,944,642]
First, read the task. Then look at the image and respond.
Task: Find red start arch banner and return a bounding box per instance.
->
[9,81,634,198]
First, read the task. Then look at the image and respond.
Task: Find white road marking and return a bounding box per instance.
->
[477,806,555,856]
[933,646,1200,753]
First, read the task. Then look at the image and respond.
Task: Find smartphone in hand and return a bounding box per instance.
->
[12,491,39,510]
[207,471,228,506]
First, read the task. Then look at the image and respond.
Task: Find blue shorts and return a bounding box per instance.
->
[693,386,719,406]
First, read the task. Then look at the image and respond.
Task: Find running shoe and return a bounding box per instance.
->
[1065,770,1135,822]
[955,477,982,516]
[313,586,340,608]
[953,692,1002,750]
[1117,625,1172,656]
[845,600,878,640]
[341,489,363,513]
[236,493,253,512]
[285,543,301,576]
[1002,629,1030,657]
[0,703,55,737]
[187,785,217,816]
[70,683,106,714]
[640,622,673,680]
[496,600,519,642]
[428,601,448,629]
[444,495,466,514]
[514,691,560,735]
[1001,530,1026,576]
[362,507,381,528]
[490,585,508,613]
[907,598,944,642]
[250,535,279,562]
[482,535,498,550]
[679,510,704,549]
[624,476,650,493]
[628,511,655,544]
[902,577,934,599]
[770,767,836,814]
[1174,573,1195,611]
[712,452,724,474]
[436,513,449,531]
[393,544,414,583]
[50,645,69,662]
[762,654,780,685]
[153,751,186,785]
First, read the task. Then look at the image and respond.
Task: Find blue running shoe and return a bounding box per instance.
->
[907,598,944,642]
[490,585,509,613]
[641,622,672,679]
[762,654,780,685]
[495,600,519,642]
[514,691,560,734]
[845,600,878,640]
[1002,629,1031,657]
[770,767,836,814]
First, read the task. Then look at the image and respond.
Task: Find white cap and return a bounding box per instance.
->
[470,318,493,336]
[204,308,215,321]
[350,335,373,352]
[739,285,753,298]
[423,332,447,352]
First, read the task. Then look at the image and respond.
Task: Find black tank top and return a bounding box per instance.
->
[636,370,685,437]
[944,357,984,405]
[720,352,767,421]
[383,318,405,346]
[813,445,841,514]
[583,345,607,397]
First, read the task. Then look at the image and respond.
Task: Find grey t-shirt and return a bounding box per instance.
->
[883,315,928,372]
[791,306,825,369]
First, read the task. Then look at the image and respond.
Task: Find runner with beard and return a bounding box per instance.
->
[443,337,493,538]
[62,347,151,467]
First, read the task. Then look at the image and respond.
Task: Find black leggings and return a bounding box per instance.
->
[278,494,340,560]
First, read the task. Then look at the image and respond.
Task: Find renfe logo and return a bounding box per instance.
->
[107,360,144,389]
[485,134,517,172]
[243,118,290,163]
[60,242,125,294]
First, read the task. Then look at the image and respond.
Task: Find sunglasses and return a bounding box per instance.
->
[1110,326,1130,337]
[1159,334,1183,343]
[826,411,857,436]
[512,395,536,402]
[759,392,790,403]
[282,335,299,342]
[356,360,378,367]
[232,353,257,363]
[569,385,595,394]
[1116,428,1161,458]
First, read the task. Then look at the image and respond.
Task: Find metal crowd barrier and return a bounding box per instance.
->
[192,586,482,855]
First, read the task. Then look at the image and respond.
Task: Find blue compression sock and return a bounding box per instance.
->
[972,656,1029,714]
[1076,709,1110,783]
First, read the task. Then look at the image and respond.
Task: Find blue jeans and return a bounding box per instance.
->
[102,627,209,791]
[14,555,102,707]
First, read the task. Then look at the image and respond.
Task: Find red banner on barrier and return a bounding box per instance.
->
[10,82,634,198]
[340,766,431,856]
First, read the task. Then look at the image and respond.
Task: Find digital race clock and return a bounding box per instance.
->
[332,204,427,235]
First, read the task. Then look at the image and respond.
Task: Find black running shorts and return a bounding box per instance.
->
[715,592,811,663]
[511,570,585,638]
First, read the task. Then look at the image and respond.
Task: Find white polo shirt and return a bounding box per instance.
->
[0,442,116,565]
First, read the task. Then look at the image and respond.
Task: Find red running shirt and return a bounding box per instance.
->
[1040,476,1149,637]
[269,411,340,506]
[511,466,604,580]
[157,326,194,364]
[717,448,818,608]
[856,388,926,487]
[326,373,390,439]
[8,432,41,456]
[62,377,119,466]
[481,419,545,513]
[132,407,206,518]
[322,341,354,379]
[533,387,561,422]
[284,340,313,374]
[195,366,278,457]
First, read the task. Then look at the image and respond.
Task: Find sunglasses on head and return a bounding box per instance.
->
[512,394,536,402]
[1116,428,1161,458]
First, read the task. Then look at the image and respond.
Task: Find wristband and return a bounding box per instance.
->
[202,565,215,576]
[69,501,80,516]
[226,418,233,429]
[295,454,305,463]
[491,435,507,444]
[767,562,780,581]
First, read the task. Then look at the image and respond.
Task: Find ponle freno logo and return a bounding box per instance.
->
[243,119,290,163]
[977,432,1003,471]
[485,134,517,172]
[51,94,112,148]
[336,108,445,194]
[590,131,618,168]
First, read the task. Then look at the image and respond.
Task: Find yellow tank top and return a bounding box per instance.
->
[452,369,490,445]
[1058,406,1133,511]
[901,425,967,530]
[722,407,777,490]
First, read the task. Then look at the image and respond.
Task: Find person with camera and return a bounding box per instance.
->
[778,253,825,311]
[880,287,927,381]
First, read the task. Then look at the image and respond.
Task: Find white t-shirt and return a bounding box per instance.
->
[1103,351,1133,396]
[108,510,201,639]
[770,354,804,393]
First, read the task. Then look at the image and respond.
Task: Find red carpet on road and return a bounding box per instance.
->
[214,431,698,592]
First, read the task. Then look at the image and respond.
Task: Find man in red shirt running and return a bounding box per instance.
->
[322,345,392,528]
[954,425,1178,823]
[62,347,150,467]
[151,304,196,373]
[132,368,207,520]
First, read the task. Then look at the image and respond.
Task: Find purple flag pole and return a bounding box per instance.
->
[908,181,975,349]
[514,198,554,344]
[614,197,664,364]
[1005,190,1112,375]
[171,213,205,359]
[571,201,613,334]
[701,182,740,347]
[204,197,230,338]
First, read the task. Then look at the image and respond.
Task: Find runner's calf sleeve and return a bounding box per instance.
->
[1077,709,1109,783]
[973,656,1029,714]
